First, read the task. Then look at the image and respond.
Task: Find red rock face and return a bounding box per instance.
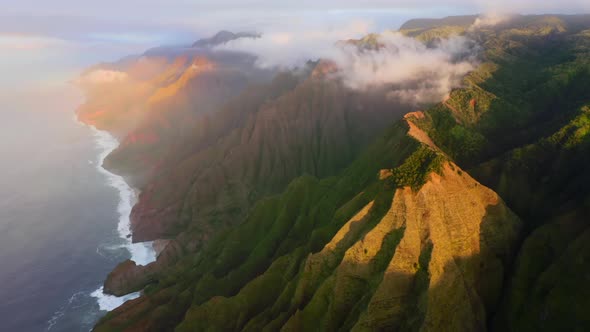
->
[78,51,257,185]
[76,55,204,137]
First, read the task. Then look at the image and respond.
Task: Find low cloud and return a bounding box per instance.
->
[0,34,69,50]
[334,32,476,103]
[217,26,478,104]
[215,20,372,68]
[470,12,513,30]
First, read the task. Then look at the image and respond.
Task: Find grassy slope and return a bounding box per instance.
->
[409,16,590,331]
[94,15,590,332]
[110,65,412,243]
[94,121,420,331]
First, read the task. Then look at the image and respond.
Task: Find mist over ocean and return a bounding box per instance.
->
[0,86,152,331]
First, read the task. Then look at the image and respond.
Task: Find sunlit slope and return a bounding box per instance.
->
[93,108,521,331]
[176,147,520,331]
[400,15,590,331]
[89,15,590,331]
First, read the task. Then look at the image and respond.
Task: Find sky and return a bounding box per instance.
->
[3,0,590,49]
[0,0,589,91]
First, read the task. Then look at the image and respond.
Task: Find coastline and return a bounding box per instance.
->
[85,124,157,311]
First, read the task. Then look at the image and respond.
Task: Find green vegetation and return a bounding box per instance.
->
[414,105,487,163]
[95,121,421,331]
[390,146,444,189]
[407,26,468,43]
[93,14,590,332]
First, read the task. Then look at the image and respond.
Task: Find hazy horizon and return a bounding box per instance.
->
[1,1,589,92]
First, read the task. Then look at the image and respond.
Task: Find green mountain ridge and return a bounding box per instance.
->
[82,14,590,332]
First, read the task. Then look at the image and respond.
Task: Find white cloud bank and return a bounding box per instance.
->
[216,24,478,104]
[470,12,514,30]
[334,32,476,103]
[215,20,373,68]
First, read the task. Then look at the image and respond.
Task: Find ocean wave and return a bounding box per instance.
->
[47,291,86,331]
[90,127,156,264]
[90,287,141,312]
[87,125,156,310]
[46,103,157,331]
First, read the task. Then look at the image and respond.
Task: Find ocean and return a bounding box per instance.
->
[0,86,155,331]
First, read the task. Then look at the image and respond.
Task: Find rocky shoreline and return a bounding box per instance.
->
[83,123,162,305]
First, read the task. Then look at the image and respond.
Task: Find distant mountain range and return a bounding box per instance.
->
[192,30,261,48]
[76,14,590,331]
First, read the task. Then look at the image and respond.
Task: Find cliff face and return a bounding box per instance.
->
[92,113,521,331]
[76,56,188,137]
[87,17,590,331]
[77,49,270,186]
[175,163,520,332]
[164,107,522,331]
[400,15,590,331]
[103,239,184,296]
[78,47,414,245]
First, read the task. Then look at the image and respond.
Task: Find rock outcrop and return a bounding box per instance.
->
[104,240,184,296]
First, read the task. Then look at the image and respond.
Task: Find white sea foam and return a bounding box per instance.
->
[47,116,156,330]
[90,287,141,312]
[86,125,156,311]
[91,126,156,264]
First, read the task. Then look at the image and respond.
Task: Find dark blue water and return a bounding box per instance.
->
[0,87,153,332]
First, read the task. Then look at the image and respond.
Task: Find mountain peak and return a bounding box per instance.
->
[192,30,260,48]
